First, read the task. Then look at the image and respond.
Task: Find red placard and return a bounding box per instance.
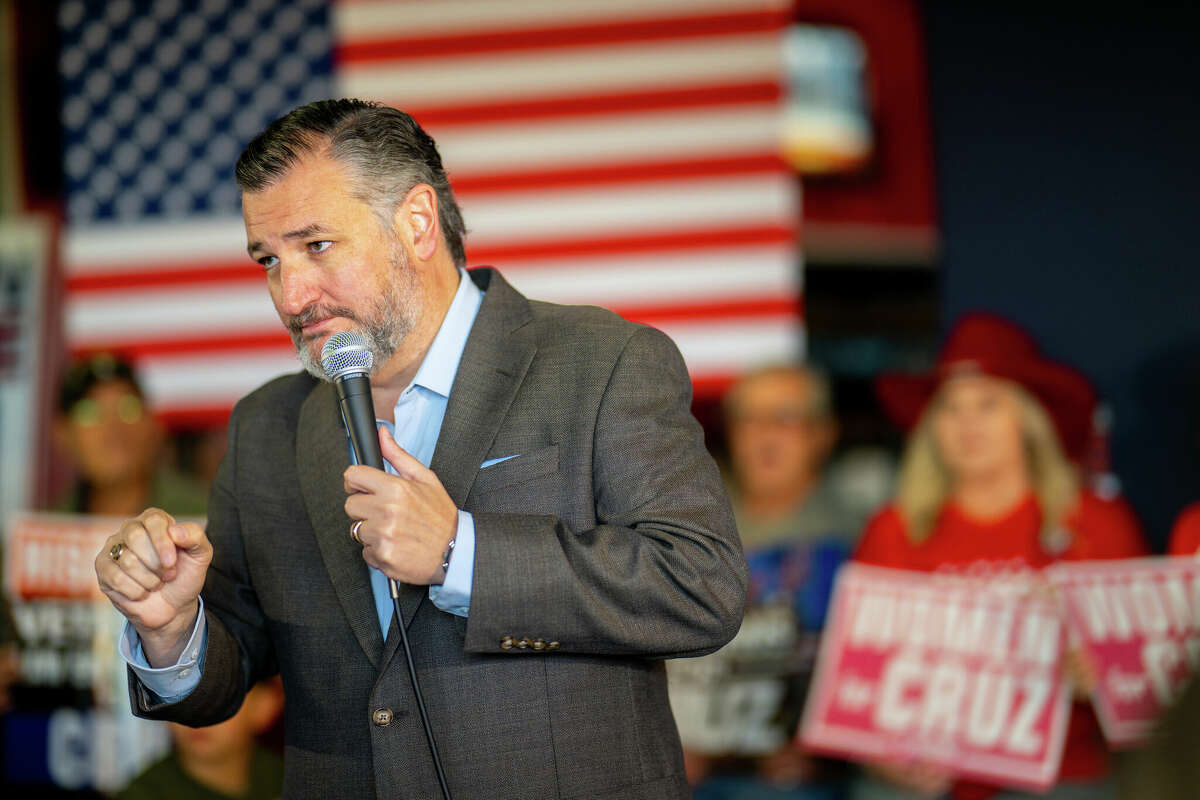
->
[4,512,124,600]
[800,563,1071,793]
[1049,557,1200,748]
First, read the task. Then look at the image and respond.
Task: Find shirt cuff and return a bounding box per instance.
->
[118,597,207,702]
[429,510,475,617]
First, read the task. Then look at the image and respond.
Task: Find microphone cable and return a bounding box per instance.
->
[389,578,453,800]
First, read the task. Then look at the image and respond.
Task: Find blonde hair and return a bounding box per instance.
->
[894,381,1080,548]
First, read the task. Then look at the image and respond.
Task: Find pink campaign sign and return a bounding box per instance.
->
[1048,557,1200,748]
[800,563,1071,793]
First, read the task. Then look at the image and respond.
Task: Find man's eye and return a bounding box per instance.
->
[259,255,279,270]
[309,240,332,254]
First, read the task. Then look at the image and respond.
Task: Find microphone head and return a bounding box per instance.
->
[320,331,373,381]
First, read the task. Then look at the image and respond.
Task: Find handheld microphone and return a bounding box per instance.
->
[320,331,384,470]
[319,331,453,800]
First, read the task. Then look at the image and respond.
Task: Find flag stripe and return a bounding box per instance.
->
[336,0,790,41]
[65,222,794,294]
[69,297,803,362]
[338,9,788,63]
[133,315,802,415]
[427,104,783,175]
[405,81,781,129]
[68,250,800,346]
[451,152,788,195]
[339,33,782,107]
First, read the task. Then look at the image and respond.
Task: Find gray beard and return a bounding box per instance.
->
[290,244,422,381]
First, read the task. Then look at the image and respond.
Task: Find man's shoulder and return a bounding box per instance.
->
[525,296,640,340]
[475,266,652,351]
[231,369,319,422]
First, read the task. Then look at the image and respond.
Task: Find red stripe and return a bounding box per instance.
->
[622,297,801,326]
[690,373,737,399]
[67,264,263,292]
[406,81,781,128]
[67,224,795,293]
[159,405,234,431]
[69,332,292,360]
[453,153,788,195]
[468,224,794,264]
[337,9,788,64]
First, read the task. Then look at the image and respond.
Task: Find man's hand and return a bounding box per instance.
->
[344,426,457,585]
[94,508,211,666]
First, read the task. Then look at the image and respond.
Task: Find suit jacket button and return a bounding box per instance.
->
[531,638,546,650]
[372,708,393,727]
[516,638,530,649]
[547,641,560,650]
[500,635,514,650]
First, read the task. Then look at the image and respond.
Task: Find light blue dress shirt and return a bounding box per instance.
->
[121,270,487,699]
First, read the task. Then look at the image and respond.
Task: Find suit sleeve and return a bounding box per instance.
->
[127,401,277,726]
[464,325,747,659]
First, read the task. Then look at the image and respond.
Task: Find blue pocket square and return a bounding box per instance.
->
[481,454,519,468]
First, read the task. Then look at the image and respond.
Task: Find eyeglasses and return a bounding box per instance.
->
[727,408,819,429]
[69,394,145,426]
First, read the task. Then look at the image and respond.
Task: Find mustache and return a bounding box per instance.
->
[284,304,359,337]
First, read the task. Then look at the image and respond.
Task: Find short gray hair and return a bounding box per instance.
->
[235,99,468,266]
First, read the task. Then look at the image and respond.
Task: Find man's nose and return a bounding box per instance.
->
[276,259,320,316]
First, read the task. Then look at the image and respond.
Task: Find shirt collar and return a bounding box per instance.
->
[407,269,484,399]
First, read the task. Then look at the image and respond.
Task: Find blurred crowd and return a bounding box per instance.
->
[3,309,1200,799]
[671,313,1200,800]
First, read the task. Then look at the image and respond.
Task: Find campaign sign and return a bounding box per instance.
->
[1049,557,1200,747]
[800,563,1071,793]
[668,539,849,756]
[3,512,173,791]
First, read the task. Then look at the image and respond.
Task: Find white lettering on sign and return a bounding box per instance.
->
[870,654,1050,756]
[848,589,1015,661]
[1071,575,1200,642]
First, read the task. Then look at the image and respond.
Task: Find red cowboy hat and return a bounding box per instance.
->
[875,313,1097,460]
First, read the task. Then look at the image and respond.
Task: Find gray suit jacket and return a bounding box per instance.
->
[130,268,747,799]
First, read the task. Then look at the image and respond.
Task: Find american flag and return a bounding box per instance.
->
[61,0,802,428]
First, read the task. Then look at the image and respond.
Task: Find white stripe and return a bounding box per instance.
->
[464,174,796,248]
[433,104,781,175]
[64,216,249,274]
[65,284,279,346]
[338,33,782,108]
[139,351,301,409]
[66,247,797,345]
[337,0,789,40]
[658,317,804,373]
[501,245,799,306]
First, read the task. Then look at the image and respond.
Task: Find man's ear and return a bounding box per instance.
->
[395,183,440,262]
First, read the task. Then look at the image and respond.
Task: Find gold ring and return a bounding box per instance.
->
[350,520,364,545]
[109,542,125,562]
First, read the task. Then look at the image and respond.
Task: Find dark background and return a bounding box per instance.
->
[923,0,1200,546]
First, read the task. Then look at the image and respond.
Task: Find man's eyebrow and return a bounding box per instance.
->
[246,224,331,256]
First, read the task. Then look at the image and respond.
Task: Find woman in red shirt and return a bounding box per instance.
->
[852,314,1146,800]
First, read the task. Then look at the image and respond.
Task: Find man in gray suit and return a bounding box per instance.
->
[94,99,747,799]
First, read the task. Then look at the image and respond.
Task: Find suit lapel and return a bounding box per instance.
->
[430,269,536,508]
[297,381,385,669]
[380,269,535,665]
